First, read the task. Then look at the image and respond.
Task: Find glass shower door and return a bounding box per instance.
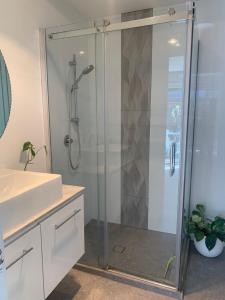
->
[46,28,106,269]
[45,9,195,290]
[103,19,189,286]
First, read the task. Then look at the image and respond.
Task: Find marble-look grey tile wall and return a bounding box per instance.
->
[121,9,152,229]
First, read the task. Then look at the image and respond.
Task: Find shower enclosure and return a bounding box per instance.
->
[44,2,197,293]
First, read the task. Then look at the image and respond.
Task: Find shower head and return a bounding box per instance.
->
[72,64,94,91]
[82,65,94,75]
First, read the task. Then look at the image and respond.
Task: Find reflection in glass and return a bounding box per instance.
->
[165,56,185,168]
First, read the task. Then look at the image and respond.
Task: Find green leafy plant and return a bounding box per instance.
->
[22,141,47,171]
[164,255,176,279]
[187,204,225,251]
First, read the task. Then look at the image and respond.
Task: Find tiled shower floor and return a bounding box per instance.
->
[79,219,176,284]
[47,244,225,300]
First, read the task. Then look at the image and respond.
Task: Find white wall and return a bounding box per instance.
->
[0,0,82,171]
[191,0,225,218]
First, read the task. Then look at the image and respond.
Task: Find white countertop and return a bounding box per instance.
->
[3,185,85,244]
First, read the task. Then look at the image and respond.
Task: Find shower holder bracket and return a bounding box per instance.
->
[71,117,80,125]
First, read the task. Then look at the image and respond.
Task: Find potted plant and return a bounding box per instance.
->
[187,204,225,257]
[22,141,47,171]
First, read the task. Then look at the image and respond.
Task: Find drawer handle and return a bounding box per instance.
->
[55,209,82,230]
[6,247,34,270]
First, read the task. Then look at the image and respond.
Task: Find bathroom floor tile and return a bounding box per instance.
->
[184,243,225,300]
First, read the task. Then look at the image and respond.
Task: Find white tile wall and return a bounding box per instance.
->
[191,0,225,218]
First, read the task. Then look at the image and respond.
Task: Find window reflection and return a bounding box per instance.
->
[165,56,184,168]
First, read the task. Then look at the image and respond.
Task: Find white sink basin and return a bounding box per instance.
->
[0,169,62,234]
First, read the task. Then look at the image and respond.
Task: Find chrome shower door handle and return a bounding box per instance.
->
[170,142,176,177]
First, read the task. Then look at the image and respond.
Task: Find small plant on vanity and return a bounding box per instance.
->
[187,204,225,257]
[22,141,47,171]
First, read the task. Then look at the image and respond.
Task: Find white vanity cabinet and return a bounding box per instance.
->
[41,195,84,298]
[5,226,44,300]
[4,192,85,300]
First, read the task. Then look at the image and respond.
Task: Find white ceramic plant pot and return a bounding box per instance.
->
[194,237,224,258]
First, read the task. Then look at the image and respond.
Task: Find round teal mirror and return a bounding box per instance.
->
[0,50,11,137]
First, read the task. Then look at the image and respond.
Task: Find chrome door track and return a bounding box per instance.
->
[75,263,183,300]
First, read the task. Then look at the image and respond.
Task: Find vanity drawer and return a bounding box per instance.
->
[41,195,84,297]
[5,226,44,300]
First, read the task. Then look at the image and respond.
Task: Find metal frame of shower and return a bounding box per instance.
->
[48,11,192,40]
[41,4,195,297]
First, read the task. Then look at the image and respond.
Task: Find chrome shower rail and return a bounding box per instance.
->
[48,11,193,40]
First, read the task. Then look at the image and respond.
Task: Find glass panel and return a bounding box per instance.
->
[178,19,198,289]
[46,30,105,268]
[95,31,108,267]
[104,20,188,286]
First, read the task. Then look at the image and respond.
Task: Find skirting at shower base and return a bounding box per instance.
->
[79,219,177,285]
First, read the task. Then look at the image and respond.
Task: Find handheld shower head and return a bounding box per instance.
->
[71,64,94,92]
[82,65,94,75]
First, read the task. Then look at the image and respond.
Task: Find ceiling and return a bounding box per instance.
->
[49,0,187,20]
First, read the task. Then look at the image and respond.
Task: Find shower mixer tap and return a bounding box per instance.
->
[64,134,73,146]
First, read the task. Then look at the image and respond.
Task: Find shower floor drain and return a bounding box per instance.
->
[113,245,126,254]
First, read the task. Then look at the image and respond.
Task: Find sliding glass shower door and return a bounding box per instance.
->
[46,6,195,292]
[102,19,190,286]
